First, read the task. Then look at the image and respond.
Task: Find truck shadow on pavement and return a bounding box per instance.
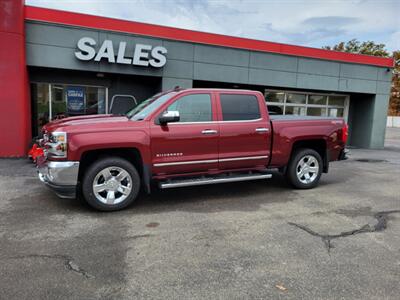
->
[24,173,293,215]
[10,162,348,216]
[64,171,344,214]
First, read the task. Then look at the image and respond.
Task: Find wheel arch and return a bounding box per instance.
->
[289,139,328,173]
[78,147,151,194]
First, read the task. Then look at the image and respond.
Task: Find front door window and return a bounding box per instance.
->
[166,94,212,122]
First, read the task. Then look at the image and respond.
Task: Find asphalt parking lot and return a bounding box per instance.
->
[1,128,399,299]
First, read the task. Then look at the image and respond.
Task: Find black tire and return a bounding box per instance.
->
[82,157,140,211]
[286,148,323,189]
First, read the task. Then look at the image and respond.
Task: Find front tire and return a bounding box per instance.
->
[286,148,322,189]
[82,157,140,211]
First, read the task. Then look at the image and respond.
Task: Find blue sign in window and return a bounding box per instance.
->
[67,86,85,114]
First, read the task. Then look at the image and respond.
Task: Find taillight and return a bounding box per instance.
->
[341,124,348,143]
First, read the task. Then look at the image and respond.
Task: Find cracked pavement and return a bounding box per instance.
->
[0,128,399,299]
[289,209,400,254]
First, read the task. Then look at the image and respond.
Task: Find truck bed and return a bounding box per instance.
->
[268,115,345,168]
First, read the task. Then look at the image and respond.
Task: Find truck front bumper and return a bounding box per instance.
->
[37,160,80,199]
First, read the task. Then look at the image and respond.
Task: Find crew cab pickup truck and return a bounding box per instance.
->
[37,88,348,211]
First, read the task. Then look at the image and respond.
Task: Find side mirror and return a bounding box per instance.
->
[158,111,180,125]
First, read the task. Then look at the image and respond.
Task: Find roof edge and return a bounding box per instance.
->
[24,5,394,68]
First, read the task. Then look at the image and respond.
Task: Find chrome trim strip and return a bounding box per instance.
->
[153,155,268,167]
[166,118,263,125]
[47,161,79,168]
[153,159,218,167]
[166,121,216,125]
[219,155,269,162]
[160,173,272,189]
[218,118,262,123]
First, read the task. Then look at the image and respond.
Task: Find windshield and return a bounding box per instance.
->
[127,92,177,120]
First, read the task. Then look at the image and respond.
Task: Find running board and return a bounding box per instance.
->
[159,173,272,189]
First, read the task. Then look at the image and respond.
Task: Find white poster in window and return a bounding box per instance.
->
[293,107,306,116]
[329,108,338,117]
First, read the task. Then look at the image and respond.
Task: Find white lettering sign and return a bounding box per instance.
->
[75,37,167,68]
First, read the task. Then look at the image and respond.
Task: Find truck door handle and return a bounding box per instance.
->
[202,129,218,135]
[255,128,269,133]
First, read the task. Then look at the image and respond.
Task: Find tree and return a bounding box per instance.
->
[323,39,390,57]
[323,39,400,116]
[389,51,400,116]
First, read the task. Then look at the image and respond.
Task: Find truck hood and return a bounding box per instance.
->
[43,114,133,133]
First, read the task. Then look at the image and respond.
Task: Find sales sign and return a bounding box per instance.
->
[75,37,167,68]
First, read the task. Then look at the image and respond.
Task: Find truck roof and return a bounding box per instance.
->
[171,87,261,93]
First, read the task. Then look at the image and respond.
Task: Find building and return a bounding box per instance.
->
[0,1,394,157]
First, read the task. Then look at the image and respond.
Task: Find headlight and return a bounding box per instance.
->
[46,131,67,158]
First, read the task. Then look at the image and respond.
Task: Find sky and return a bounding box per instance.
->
[26,0,400,52]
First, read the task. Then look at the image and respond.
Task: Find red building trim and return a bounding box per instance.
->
[25,5,394,68]
[0,0,30,157]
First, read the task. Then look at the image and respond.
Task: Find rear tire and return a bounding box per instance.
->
[286,148,322,189]
[82,157,140,211]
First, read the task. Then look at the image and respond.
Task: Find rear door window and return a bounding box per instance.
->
[220,94,260,121]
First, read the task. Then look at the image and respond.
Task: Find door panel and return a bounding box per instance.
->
[150,93,219,175]
[217,93,271,170]
[151,123,219,174]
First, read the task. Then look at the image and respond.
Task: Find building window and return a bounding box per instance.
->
[308,95,327,105]
[286,93,306,104]
[329,107,344,117]
[265,90,348,119]
[31,82,107,135]
[285,106,306,116]
[307,107,327,117]
[265,91,285,103]
[265,91,284,115]
[34,83,50,130]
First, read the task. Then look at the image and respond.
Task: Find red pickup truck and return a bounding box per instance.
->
[37,88,348,211]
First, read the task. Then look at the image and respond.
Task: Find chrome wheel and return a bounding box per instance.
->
[296,155,319,184]
[92,166,132,205]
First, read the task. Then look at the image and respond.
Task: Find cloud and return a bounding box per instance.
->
[302,16,360,27]
[386,31,400,51]
[26,0,400,51]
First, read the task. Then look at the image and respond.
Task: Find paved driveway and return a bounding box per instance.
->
[1,129,399,299]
